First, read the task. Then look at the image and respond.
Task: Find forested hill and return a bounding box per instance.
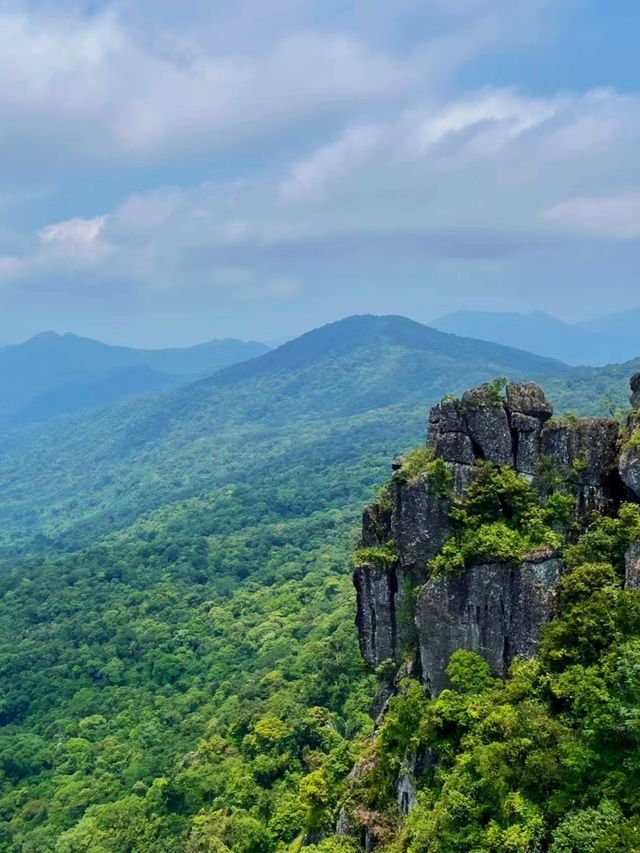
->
[1,315,639,850]
[0,331,269,429]
[0,315,569,557]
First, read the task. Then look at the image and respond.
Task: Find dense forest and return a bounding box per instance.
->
[2,316,640,851]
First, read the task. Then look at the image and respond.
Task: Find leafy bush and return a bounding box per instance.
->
[429,462,564,574]
[354,541,398,567]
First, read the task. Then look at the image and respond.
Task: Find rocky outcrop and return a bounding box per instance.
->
[415,554,562,696]
[426,381,555,493]
[354,473,452,669]
[354,377,632,697]
[391,474,451,572]
[347,374,640,835]
[541,417,621,515]
[354,564,398,667]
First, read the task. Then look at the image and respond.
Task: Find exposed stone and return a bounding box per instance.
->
[461,384,496,407]
[540,418,621,517]
[620,445,640,502]
[631,373,640,410]
[429,431,476,466]
[445,462,475,497]
[362,504,392,548]
[428,398,467,435]
[354,564,397,667]
[391,475,451,571]
[541,418,619,486]
[505,382,553,421]
[427,399,476,465]
[625,542,640,590]
[465,404,513,466]
[394,749,434,815]
[415,555,562,696]
[510,412,543,476]
[395,765,417,816]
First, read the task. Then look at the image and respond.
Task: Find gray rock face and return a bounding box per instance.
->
[541,418,619,484]
[427,381,555,483]
[620,446,640,502]
[354,475,451,669]
[625,542,640,590]
[465,404,514,467]
[506,382,554,421]
[391,475,451,571]
[354,379,625,698]
[415,556,562,696]
[510,412,543,476]
[541,418,620,515]
[362,504,392,547]
[427,400,475,468]
[354,564,397,667]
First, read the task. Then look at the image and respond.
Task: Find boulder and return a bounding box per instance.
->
[464,403,514,467]
[459,385,514,467]
[506,382,553,421]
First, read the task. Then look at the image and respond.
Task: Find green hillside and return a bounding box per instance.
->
[0,332,269,429]
[0,315,636,851]
[0,315,568,557]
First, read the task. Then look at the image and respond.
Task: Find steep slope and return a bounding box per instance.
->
[432,309,640,366]
[334,375,640,852]
[0,315,569,556]
[0,331,269,428]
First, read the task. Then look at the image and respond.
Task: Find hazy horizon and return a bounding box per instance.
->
[2,303,639,352]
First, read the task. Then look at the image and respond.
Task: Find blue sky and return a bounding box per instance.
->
[1,0,640,346]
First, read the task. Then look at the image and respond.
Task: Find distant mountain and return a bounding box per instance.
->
[0,332,269,428]
[432,309,640,366]
[0,314,569,555]
[580,308,640,341]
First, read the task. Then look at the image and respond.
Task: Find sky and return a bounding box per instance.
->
[1,0,640,346]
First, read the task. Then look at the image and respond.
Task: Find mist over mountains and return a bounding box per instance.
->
[432,308,640,366]
[0,332,269,428]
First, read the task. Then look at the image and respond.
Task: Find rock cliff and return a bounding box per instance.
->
[354,378,634,697]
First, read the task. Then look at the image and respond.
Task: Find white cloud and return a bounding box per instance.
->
[38,215,111,262]
[7,84,636,302]
[545,193,640,240]
[0,256,26,280]
[0,10,424,164]
[2,0,639,325]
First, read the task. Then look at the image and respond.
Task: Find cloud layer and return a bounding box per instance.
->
[1,0,639,344]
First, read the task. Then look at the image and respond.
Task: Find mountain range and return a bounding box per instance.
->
[432,308,640,366]
[0,313,580,557]
[0,331,269,428]
[1,312,639,848]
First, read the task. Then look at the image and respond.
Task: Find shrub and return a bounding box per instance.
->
[354,541,398,568]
